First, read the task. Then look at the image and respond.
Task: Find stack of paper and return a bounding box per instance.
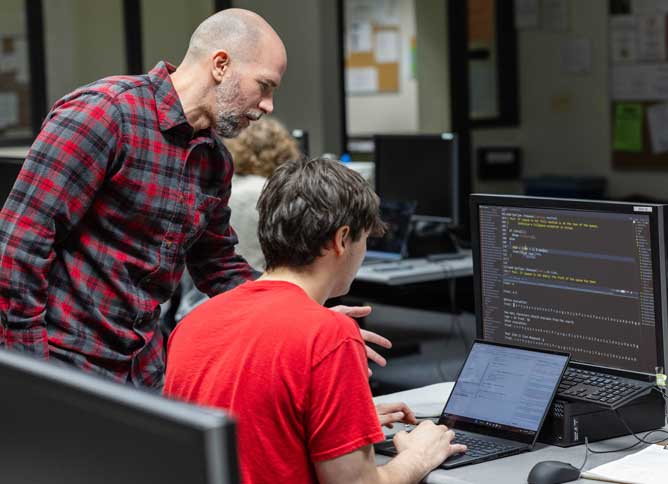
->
[582,444,668,484]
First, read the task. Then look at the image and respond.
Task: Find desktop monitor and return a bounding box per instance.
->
[374,133,459,224]
[291,128,309,157]
[470,194,668,377]
[0,349,239,484]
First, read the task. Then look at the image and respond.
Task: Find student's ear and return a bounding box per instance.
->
[211,50,230,83]
[333,226,351,256]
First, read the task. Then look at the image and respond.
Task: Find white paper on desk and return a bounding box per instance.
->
[0,92,19,129]
[647,102,668,153]
[373,382,454,417]
[348,21,373,53]
[637,15,667,61]
[581,444,668,484]
[543,0,570,31]
[561,38,591,74]
[610,16,638,63]
[375,30,399,63]
[515,0,539,29]
[346,67,378,94]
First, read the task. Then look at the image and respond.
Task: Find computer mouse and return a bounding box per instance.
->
[527,460,581,484]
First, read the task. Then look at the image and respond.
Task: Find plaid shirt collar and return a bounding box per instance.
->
[148,61,190,132]
[148,61,223,150]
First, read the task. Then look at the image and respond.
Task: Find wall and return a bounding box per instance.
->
[233,0,344,157]
[346,0,418,135]
[474,0,668,200]
[44,0,125,105]
[141,0,213,71]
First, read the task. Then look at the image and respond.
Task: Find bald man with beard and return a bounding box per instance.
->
[0,9,389,388]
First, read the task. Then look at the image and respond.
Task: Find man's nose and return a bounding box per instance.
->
[259,95,274,114]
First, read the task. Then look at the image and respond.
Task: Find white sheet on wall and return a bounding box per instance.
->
[647,102,668,153]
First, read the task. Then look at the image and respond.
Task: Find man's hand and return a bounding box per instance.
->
[329,305,391,376]
[376,402,417,428]
[393,420,467,470]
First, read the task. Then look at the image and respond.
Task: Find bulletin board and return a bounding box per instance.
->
[344,0,401,94]
[609,1,668,169]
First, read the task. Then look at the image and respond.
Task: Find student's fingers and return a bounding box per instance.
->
[329,305,373,319]
[365,344,387,367]
[449,443,468,456]
[359,328,392,349]
[379,411,405,427]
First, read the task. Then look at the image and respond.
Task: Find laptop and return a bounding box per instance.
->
[364,199,417,264]
[375,340,570,469]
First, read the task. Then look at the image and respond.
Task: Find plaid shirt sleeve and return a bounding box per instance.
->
[0,92,121,357]
[186,181,260,296]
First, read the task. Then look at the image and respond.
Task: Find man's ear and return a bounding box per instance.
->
[333,226,351,256]
[211,50,230,82]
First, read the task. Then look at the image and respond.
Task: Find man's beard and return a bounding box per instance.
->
[214,77,261,138]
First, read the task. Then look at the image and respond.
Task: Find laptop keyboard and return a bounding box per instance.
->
[557,367,653,410]
[452,434,516,458]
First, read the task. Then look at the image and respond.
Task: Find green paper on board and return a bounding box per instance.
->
[613,103,643,152]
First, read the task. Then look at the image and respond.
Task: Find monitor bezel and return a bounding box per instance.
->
[373,133,459,225]
[470,194,668,378]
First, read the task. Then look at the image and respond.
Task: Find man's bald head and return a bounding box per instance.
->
[183,8,282,64]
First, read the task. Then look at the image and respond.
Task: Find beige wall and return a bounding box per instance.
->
[474,0,668,200]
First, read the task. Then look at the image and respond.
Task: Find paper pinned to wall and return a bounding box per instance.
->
[612,63,668,100]
[515,0,539,29]
[375,29,400,63]
[560,38,591,74]
[632,0,668,15]
[346,66,378,94]
[613,102,644,152]
[610,16,638,63]
[647,102,668,153]
[348,21,373,53]
[637,15,667,61]
[0,92,19,129]
[543,0,570,31]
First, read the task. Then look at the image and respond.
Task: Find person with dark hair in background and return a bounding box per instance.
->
[164,157,466,484]
[0,9,388,388]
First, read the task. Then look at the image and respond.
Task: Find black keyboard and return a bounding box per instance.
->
[452,434,515,459]
[557,367,654,410]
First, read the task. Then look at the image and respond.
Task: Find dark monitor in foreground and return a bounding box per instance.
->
[0,349,239,484]
[471,194,668,376]
[374,133,458,224]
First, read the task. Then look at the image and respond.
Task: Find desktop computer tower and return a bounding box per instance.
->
[538,392,666,447]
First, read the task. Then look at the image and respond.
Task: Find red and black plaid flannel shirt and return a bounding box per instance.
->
[0,61,257,388]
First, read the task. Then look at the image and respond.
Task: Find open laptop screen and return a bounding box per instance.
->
[441,341,569,443]
[365,199,417,261]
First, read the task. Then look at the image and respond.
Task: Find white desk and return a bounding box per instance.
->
[373,382,668,484]
[356,254,473,285]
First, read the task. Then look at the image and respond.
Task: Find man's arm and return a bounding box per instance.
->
[0,93,120,356]
[186,183,259,296]
[315,420,467,484]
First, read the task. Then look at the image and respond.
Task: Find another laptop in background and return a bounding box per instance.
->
[375,340,570,469]
[364,199,417,264]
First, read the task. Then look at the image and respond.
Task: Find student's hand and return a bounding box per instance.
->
[393,420,467,469]
[329,305,392,376]
[375,402,417,428]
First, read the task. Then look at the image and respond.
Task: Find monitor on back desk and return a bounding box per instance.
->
[0,349,239,484]
[470,194,668,378]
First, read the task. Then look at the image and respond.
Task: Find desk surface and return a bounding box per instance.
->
[373,382,667,484]
[0,146,29,162]
[356,254,473,285]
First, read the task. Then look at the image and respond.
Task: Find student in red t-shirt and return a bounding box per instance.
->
[164,157,466,483]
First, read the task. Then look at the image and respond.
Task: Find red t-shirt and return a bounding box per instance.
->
[163,280,384,483]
